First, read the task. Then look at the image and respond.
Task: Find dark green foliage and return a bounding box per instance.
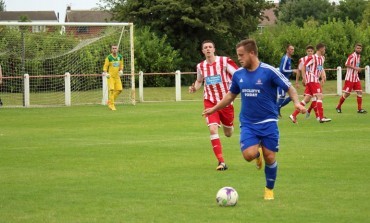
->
[336,0,367,24]
[251,19,370,80]
[277,0,335,27]
[134,26,182,87]
[360,1,370,28]
[277,0,369,28]
[104,0,273,71]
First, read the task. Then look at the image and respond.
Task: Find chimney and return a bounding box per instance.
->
[66,4,71,11]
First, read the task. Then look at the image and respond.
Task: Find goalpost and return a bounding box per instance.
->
[0,22,135,107]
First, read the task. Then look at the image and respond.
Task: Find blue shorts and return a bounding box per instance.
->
[240,121,279,152]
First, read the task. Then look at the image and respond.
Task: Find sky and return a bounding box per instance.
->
[4,0,102,22]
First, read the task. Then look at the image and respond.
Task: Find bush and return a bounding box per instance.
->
[251,19,370,80]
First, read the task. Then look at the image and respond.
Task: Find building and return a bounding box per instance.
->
[0,11,58,32]
[258,3,278,33]
[64,6,114,37]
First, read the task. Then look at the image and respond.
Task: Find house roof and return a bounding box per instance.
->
[259,3,278,26]
[0,11,58,21]
[65,10,114,23]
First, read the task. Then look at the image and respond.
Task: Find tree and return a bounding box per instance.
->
[135,27,182,73]
[102,0,273,71]
[360,1,370,28]
[276,0,336,27]
[335,0,368,24]
[0,0,5,11]
[250,19,370,80]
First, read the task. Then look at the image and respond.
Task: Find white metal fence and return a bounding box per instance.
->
[1,66,369,107]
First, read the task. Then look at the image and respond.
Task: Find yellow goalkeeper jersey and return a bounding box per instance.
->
[103,54,124,78]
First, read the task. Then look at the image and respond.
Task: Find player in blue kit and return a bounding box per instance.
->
[203,39,306,200]
[277,44,298,117]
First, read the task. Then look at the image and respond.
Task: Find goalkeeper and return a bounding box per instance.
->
[103,45,124,111]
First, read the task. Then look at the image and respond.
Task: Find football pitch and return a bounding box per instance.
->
[0,95,369,222]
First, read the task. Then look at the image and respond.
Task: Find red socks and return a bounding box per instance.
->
[357,96,362,110]
[337,96,345,109]
[211,134,224,163]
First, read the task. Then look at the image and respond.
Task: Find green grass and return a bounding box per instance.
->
[0,94,369,222]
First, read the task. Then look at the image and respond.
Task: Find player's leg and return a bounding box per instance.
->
[220,104,234,138]
[204,100,227,170]
[315,84,331,123]
[336,81,351,113]
[113,77,123,105]
[304,95,313,118]
[336,92,349,113]
[307,96,317,118]
[107,78,116,110]
[354,82,367,113]
[240,126,262,169]
[209,124,227,171]
[316,92,324,120]
[290,99,308,123]
[290,88,311,123]
[260,122,279,200]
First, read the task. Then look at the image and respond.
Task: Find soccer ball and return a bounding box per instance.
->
[216,186,238,207]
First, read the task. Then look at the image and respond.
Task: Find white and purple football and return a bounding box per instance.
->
[216,186,238,206]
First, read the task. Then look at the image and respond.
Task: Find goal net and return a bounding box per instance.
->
[0,22,135,107]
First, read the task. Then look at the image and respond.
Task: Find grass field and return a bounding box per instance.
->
[0,94,369,222]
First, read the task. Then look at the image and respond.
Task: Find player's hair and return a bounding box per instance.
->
[201,40,215,49]
[355,43,362,48]
[306,45,314,50]
[236,39,258,56]
[286,44,293,49]
[316,43,325,50]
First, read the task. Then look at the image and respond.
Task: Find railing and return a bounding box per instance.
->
[0,66,369,107]
[138,66,370,102]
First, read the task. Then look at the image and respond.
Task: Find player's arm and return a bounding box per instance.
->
[287,85,306,114]
[301,65,307,86]
[280,56,293,73]
[189,79,203,93]
[202,92,237,116]
[295,71,300,88]
[102,57,110,78]
[345,56,361,73]
[119,56,124,75]
[103,57,110,72]
[320,69,327,85]
[226,58,239,75]
[189,69,204,93]
[302,56,313,86]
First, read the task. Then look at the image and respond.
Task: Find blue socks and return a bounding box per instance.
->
[265,161,278,189]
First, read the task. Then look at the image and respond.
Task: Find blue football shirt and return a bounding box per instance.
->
[279,54,293,79]
[230,62,291,125]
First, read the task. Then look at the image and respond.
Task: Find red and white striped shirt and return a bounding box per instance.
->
[299,55,310,81]
[345,52,361,82]
[304,54,325,84]
[197,56,238,103]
